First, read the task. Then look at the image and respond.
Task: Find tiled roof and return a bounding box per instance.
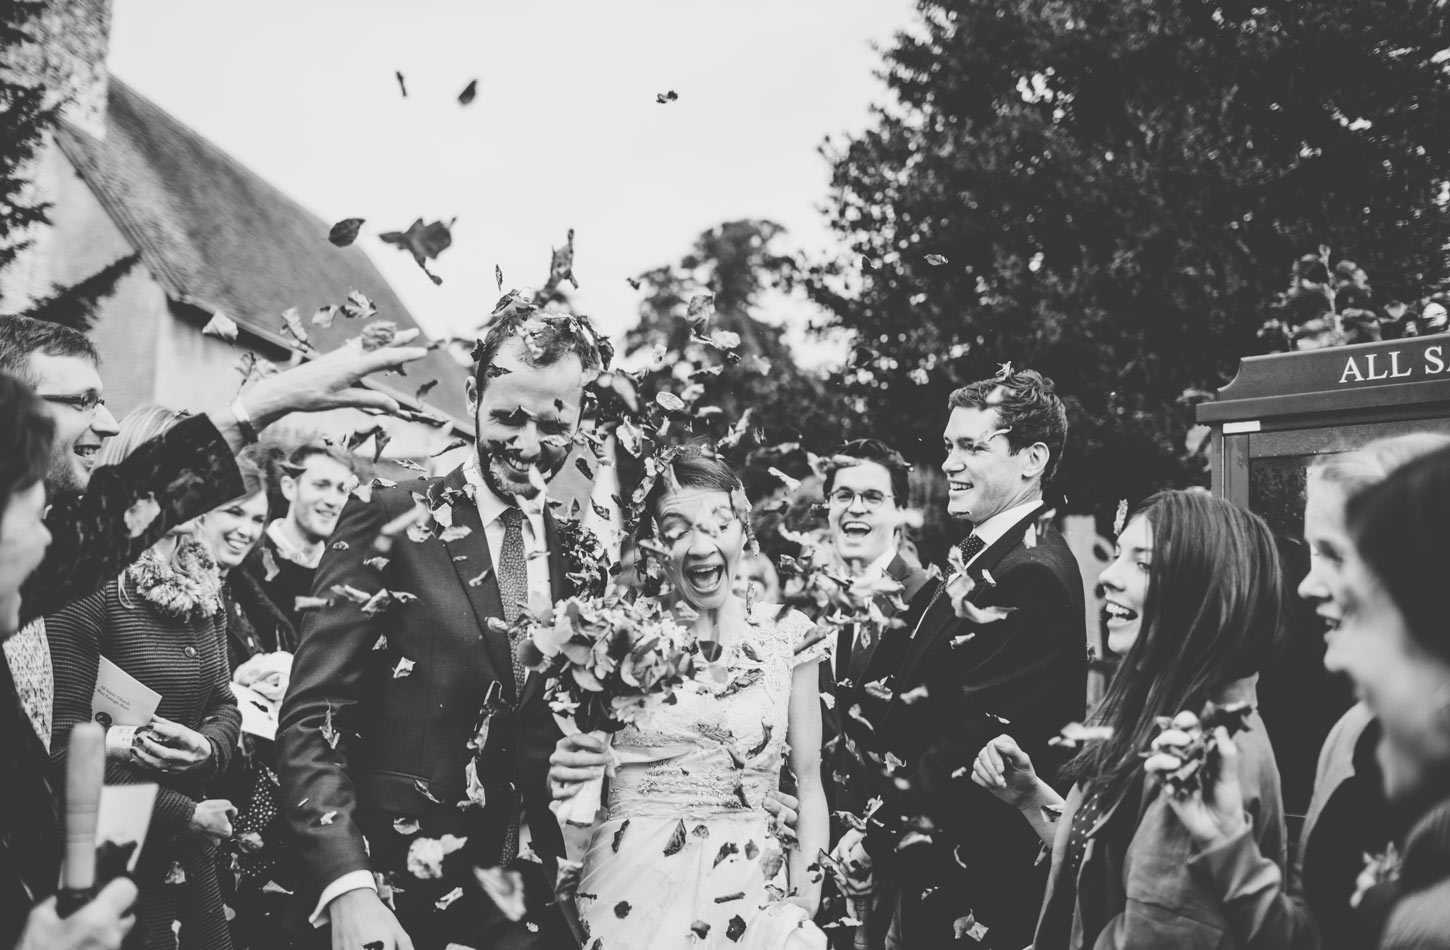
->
[55,77,471,426]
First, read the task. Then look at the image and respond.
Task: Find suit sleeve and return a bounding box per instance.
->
[866,559,1085,858]
[275,490,393,890]
[22,416,244,627]
[46,587,198,835]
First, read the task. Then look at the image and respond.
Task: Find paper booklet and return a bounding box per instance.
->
[91,656,161,729]
[94,783,157,876]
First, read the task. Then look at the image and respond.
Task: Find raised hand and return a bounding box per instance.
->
[970,733,1040,807]
[548,732,608,801]
[1147,725,1249,847]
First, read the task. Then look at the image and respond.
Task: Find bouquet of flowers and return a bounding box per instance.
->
[516,593,696,825]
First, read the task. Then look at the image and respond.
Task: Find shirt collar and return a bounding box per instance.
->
[462,455,545,534]
[862,548,898,579]
[969,499,1043,551]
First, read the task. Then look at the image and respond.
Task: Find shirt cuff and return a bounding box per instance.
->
[310,870,377,928]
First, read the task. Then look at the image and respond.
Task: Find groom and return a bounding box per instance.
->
[277,311,607,950]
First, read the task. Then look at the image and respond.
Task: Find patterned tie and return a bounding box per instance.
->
[496,507,528,867]
[956,532,986,567]
[497,507,529,694]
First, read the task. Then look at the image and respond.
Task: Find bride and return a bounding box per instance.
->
[548,452,829,949]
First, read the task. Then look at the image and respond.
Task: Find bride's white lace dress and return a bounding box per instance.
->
[574,604,828,950]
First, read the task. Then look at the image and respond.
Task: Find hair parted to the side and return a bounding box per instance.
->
[948,368,1068,484]
[1309,432,1450,500]
[95,405,188,468]
[0,315,101,383]
[283,442,356,478]
[824,438,912,508]
[0,371,56,526]
[471,309,611,392]
[1064,489,1285,809]
[234,443,272,506]
[1347,444,1450,667]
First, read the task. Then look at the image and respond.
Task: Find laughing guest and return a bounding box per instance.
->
[248,443,355,632]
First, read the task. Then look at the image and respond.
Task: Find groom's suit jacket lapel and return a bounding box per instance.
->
[435,467,571,708]
[897,503,1046,688]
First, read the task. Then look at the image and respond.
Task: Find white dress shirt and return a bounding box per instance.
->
[311,458,552,925]
[963,499,1043,567]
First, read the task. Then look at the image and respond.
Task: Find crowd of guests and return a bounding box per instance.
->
[0,308,1448,950]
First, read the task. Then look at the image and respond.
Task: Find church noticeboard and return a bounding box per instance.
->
[1198,332,1450,821]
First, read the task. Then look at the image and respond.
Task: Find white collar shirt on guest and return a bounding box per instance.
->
[965,499,1043,566]
[462,455,552,609]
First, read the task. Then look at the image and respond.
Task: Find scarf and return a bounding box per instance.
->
[125,537,224,621]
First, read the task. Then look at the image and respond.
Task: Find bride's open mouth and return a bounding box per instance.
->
[684,562,726,595]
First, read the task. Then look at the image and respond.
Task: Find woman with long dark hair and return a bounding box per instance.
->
[970,490,1288,948]
[1329,445,1450,948]
[1139,434,1450,950]
[48,407,240,950]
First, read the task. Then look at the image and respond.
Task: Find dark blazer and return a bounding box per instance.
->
[862,505,1087,950]
[276,467,571,948]
[2,415,240,950]
[827,551,932,816]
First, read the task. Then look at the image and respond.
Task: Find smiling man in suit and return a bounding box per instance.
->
[833,369,1086,950]
[277,311,609,950]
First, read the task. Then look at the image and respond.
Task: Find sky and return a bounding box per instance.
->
[107,0,918,364]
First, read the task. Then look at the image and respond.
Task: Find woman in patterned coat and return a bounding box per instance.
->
[48,407,241,950]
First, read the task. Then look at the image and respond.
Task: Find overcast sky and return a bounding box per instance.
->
[107,0,916,362]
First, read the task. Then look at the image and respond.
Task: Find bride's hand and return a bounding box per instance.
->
[549,733,609,801]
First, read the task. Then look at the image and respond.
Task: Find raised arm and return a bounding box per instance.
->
[786,654,828,915]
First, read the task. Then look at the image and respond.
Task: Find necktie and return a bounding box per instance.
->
[497,507,529,693]
[496,507,528,867]
[956,532,986,567]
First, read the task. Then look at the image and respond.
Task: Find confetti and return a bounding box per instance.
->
[202,311,238,341]
[328,218,365,247]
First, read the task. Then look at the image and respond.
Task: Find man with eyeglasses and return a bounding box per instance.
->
[831,369,1087,950]
[0,315,424,945]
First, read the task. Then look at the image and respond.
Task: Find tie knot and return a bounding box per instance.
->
[500,507,524,529]
[957,533,985,565]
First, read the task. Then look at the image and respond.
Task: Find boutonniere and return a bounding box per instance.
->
[943,548,1016,626]
[1351,842,1402,909]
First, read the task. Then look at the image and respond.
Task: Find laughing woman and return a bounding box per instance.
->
[1330,446,1450,949]
[548,452,829,949]
[48,407,240,950]
[970,490,1288,949]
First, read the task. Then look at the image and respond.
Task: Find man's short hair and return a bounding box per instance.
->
[0,371,56,524]
[823,438,912,508]
[0,315,100,383]
[283,442,356,479]
[471,309,610,392]
[948,368,1069,484]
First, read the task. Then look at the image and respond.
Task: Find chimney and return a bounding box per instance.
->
[3,0,113,140]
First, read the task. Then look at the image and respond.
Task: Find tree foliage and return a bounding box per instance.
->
[805,0,1450,516]
[0,0,57,282]
[622,220,851,497]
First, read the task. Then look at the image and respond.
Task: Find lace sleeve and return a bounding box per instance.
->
[783,609,831,668]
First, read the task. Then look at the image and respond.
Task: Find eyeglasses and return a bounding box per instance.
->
[38,392,106,414]
[827,488,890,510]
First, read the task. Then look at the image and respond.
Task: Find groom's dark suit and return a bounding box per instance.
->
[859,505,1086,950]
[277,467,569,950]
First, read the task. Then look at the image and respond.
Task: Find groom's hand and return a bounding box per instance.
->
[329,889,413,950]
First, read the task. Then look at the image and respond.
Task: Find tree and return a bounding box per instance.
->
[623,219,851,496]
[0,0,57,280]
[805,0,1450,518]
